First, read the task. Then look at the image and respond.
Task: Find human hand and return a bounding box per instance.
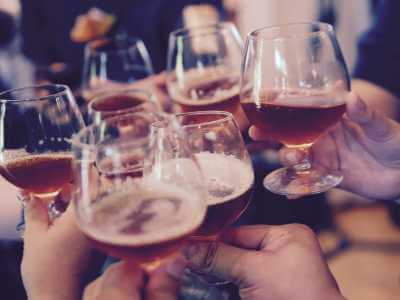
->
[250,92,400,200]
[21,200,104,300]
[83,260,183,300]
[184,224,344,300]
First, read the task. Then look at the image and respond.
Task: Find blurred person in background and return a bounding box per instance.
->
[20,0,224,90]
[0,1,34,92]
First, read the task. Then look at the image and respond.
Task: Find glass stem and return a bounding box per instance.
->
[292,147,312,174]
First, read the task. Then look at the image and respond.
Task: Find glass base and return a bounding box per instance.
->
[263,167,342,197]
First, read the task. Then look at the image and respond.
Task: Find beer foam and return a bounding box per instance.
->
[79,181,205,246]
[195,152,254,205]
[169,67,240,106]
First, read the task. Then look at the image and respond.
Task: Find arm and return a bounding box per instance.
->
[353,0,400,119]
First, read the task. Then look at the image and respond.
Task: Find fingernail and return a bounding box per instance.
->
[183,243,199,260]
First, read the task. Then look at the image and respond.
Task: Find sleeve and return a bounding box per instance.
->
[0,11,16,47]
[20,0,55,65]
[353,0,400,97]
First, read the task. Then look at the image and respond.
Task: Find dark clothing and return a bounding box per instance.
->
[20,0,223,88]
[353,0,400,97]
[0,11,16,47]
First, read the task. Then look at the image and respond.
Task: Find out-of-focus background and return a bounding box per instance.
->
[0,1,399,299]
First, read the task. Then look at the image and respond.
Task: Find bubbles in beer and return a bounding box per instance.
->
[195,152,254,205]
[80,181,204,246]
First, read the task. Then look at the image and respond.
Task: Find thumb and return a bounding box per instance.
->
[24,198,49,235]
[184,241,251,285]
[346,92,396,142]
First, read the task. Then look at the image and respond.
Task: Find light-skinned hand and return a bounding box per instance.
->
[184,224,345,300]
[21,199,104,300]
[250,92,400,200]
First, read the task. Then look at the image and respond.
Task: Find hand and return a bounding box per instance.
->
[21,200,104,300]
[83,260,183,300]
[250,92,400,200]
[184,224,344,300]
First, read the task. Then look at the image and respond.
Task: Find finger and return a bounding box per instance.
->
[152,71,167,86]
[84,261,143,300]
[346,92,397,142]
[24,198,49,234]
[183,241,251,284]
[220,225,272,249]
[146,264,181,300]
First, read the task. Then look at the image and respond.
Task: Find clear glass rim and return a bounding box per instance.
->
[89,88,155,114]
[71,111,155,150]
[86,36,145,56]
[248,22,334,41]
[170,21,237,39]
[0,84,70,103]
[175,110,234,128]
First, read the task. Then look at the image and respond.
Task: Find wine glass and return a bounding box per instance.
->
[240,22,350,197]
[72,114,206,273]
[0,84,85,219]
[174,110,254,285]
[72,112,161,180]
[81,35,154,102]
[88,88,159,124]
[166,22,243,117]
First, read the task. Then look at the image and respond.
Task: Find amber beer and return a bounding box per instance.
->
[242,95,346,147]
[171,76,241,116]
[0,154,73,196]
[192,152,254,239]
[79,182,204,264]
[89,92,156,122]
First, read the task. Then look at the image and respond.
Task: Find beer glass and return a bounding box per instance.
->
[173,110,254,285]
[0,84,85,219]
[81,36,153,102]
[88,88,159,124]
[167,22,243,116]
[73,114,207,272]
[240,22,349,196]
[175,111,254,240]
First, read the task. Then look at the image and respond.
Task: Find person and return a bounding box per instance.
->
[20,0,224,89]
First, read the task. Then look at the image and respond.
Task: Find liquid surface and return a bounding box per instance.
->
[242,92,346,146]
[0,153,73,194]
[92,95,145,112]
[80,182,205,247]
